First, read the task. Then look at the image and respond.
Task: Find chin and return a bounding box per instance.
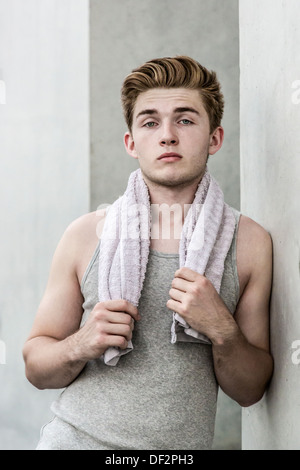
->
[141,169,203,189]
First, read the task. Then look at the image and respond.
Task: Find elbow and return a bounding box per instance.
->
[220,385,267,408]
[239,360,274,408]
[236,393,265,408]
[25,369,46,391]
[234,379,273,408]
[223,375,273,408]
[22,343,46,390]
[24,364,47,390]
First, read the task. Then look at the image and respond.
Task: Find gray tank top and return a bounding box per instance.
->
[37,209,240,450]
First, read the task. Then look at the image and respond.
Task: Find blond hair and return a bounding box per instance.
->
[121,56,224,133]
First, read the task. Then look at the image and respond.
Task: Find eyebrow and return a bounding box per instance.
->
[135,106,200,120]
[174,107,200,116]
[136,109,158,120]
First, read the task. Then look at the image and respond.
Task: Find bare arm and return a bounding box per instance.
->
[23,213,139,390]
[211,216,273,406]
[167,215,274,407]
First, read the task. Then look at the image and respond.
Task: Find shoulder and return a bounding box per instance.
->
[236,214,273,294]
[233,214,273,351]
[54,209,107,282]
[63,209,105,244]
[237,214,272,254]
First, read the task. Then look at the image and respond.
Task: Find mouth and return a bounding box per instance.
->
[157,152,183,162]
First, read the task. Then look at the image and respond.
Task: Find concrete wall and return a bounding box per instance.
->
[240,0,300,449]
[0,0,90,449]
[90,0,240,211]
[0,0,240,450]
[90,0,241,450]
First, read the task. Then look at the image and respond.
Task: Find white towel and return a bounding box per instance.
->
[98,168,236,366]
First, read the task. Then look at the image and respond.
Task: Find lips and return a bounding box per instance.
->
[158,152,183,162]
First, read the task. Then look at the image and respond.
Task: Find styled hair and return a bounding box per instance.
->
[121,56,224,133]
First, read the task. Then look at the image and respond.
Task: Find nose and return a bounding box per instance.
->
[159,123,178,147]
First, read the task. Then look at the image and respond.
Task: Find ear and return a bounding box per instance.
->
[208,126,224,155]
[124,132,138,159]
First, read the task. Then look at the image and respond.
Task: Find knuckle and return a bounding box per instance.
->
[191,285,200,296]
[94,301,107,313]
[117,337,128,350]
[177,267,186,275]
[92,308,105,322]
[124,324,131,336]
[191,277,209,295]
[180,303,189,316]
[95,331,106,346]
[95,324,105,337]
[200,276,210,287]
[120,299,129,310]
[123,314,132,325]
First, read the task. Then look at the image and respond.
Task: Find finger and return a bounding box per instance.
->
[169,287,185,302]
[102,300,140,321]
[174,266,200,282]
[107,312,135,327]
[171,277,189,292]
[105,335,129,351]
[166,298,182,313]
[103,322,133,341]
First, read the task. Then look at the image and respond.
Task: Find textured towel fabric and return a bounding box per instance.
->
[98,167,236,366]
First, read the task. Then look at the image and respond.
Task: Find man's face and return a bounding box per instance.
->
[124,88,223,188]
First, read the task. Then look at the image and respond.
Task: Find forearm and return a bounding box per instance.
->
[23,335,88,390]
[211,321,273,407]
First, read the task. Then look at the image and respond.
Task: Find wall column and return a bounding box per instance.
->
[240,0,300,449]
[0,0,90,449]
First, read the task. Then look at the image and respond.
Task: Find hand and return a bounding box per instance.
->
[70,300,140,361]
[166,267,232,342]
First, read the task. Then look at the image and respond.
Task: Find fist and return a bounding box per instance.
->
[167,267,230,339]
[72,299,140,361]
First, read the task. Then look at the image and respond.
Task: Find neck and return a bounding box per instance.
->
[141,171,206,253]
[144,176,203,208]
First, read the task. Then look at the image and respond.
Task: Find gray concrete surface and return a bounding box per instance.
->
[0,0,241,449]
[240,0,300,450]
[0,0,90,449]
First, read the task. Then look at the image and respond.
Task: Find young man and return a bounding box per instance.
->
[23,56,273,450]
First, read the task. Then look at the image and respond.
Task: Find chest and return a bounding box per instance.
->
[150,237,180,254]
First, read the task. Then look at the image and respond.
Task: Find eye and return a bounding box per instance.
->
[144,121,157,128]
[179,119,192,125]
